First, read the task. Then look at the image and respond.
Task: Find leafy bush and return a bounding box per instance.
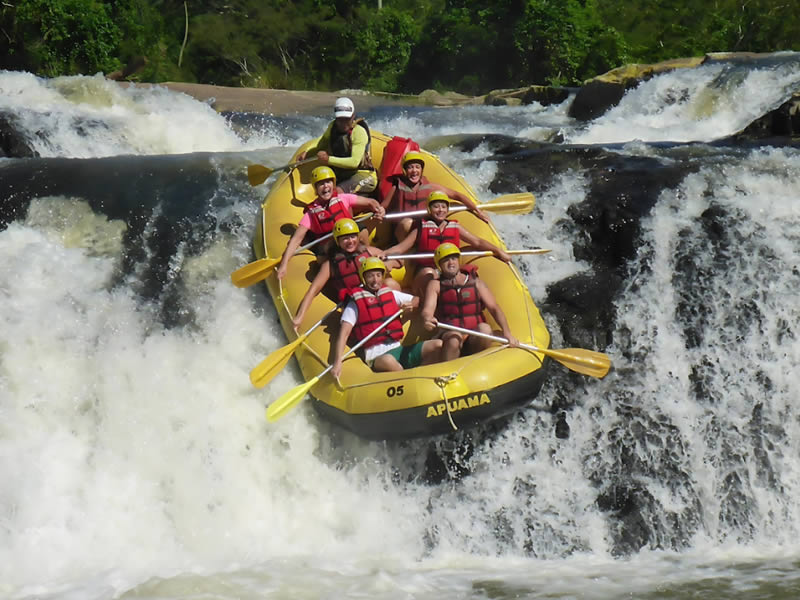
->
[12,0,122,75]
[0,0,797,91]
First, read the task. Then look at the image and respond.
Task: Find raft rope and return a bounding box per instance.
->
[433,371,462,431]
[268,176,541,421]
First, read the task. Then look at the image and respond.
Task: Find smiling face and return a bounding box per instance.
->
[362,269,385,292]
[315,178,335,201]
[428,200,449,221]
[336,232,359,253]
[437,254,461,278]
[403,160,423,183]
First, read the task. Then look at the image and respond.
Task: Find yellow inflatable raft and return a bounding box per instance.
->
[253,131,551,439]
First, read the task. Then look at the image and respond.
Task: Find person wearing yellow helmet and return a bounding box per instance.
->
[381,150,491,242]
[296,97,377,194]
[331,257,442,378]
[276,165,385,280]
[291,218,401,331]
[383,190,512,296]
[421,243,518,361]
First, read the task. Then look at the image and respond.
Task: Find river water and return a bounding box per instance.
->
[2,55,800,599]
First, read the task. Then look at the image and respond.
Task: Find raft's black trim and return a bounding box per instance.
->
[312,359,549,440]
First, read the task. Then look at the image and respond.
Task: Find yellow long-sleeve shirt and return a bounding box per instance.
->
[306,120,370,174]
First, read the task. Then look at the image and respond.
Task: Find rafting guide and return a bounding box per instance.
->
[296,97,377,194]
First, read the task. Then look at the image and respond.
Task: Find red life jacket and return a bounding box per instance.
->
[304,191,353,236]
[393,176,437,213]
[347,286,404,349]
[416,218,460,267]
[378,136,420,200]
[436,265,486,330]
[329,245,370,293]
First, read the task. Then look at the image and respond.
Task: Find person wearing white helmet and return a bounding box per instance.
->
[297,96,378,194]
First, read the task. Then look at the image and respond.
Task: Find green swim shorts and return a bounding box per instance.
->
[383,340,426,369]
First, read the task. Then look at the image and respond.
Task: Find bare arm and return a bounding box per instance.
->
[292,260,331,330]
[350,195,385,220]
[366,245,400,271]
[433,184,490,223]
[381,186,396,211]
[331,319,355,379]
[421,279,440,331]
[477,279,518,346]
[459,226,511,262]
[383,226,418,257]
[277,224,310,280]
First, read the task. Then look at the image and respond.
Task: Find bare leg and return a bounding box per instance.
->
[441,331,464,361]
[358,228,372,245]
[466,322,496,353]
[373,353,404,372]
[420,339,443,365]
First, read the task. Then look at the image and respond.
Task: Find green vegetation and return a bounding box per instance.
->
[1,0,798,92]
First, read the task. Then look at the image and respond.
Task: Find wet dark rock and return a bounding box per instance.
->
[734,94,800,140]
[522,85,575,106]
[568,79,628,121]
[554,410,570,439]
[589,400,703,555]
[0,113,39,158]
[466,139,699,351]
[569,58,703,121]
[543,270,619,350]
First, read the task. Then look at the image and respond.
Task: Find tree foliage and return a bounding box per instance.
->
[0,0,798,93]
[9,0,122,75]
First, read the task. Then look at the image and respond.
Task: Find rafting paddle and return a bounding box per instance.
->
[230,193,536,288]
[247,158,317,186]
[250,302,344,389]
[387,248,550,260]
[385,192,536,220]
[436,322,612,378]
[266,309,404,422]
[230,214,374,288]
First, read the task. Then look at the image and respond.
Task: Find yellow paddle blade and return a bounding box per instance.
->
[542,347,612,379]
[484,193,536,215]
[250,335,307,389]
[266,375,321,422]
[247,164,273,186]
[230,256,282,288]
